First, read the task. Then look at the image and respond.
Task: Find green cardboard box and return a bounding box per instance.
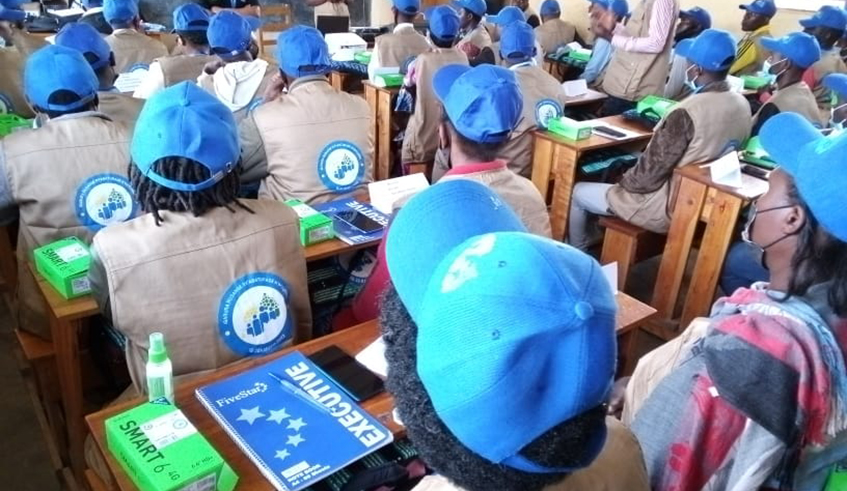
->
[285,199,335,246]
[374,73,404,88]
[106,399,238,491]
[354,50,373,64]
[548,117,594,141]
[741,74,770,90]
[636,95,677,119]
[567,48,592,62]
[33,237,92,299]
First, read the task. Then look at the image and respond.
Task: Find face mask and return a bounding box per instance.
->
[684,65,701,94]
[741,203,797,270]
[760,57,788,85]
[830,101,847,133]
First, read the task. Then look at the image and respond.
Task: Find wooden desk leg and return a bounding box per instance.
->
[548,147,579,240]
[364,85,379,179]
[678,190,743,327]
[330,72,343,91]
[651,177,708,320]
[376,90,392,181]
[530,136,554,198]
[50,313,86,484]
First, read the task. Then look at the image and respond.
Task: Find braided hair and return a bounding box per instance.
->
[129,157,253,226]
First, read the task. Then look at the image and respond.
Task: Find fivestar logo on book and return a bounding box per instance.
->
[213,382,268,408]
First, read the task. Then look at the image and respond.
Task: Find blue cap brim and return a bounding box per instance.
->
[675,38,694,59]
[824,73,847,98]
[1,9,25,21]
[759,36,782,55]
[432,64,472,106]
[799,18,817,28]
[759,112,823,176]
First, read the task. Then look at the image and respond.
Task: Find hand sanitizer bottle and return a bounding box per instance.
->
[146,332,174,404]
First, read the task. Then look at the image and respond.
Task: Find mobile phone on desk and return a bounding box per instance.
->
[592,125,627,139]
[335,210,385,234]
[309,346,385,402]
[741,164,770,180]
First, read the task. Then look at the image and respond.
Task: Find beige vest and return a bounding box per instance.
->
[535,18,577,55]
[754,81,823,128]
[607,89,751,233]
[457,24,493,51]
[2,113,132,338]
[410,417,649,491]
[91,200,312,391]
[158,54,217,87]
[0,48,32,118]
[314,1,349,23]
[373,26,432,70]
[98,91,144,128]
[440,164,552,238]
[602,0,679,101]
[811,49,847,119]
[105,29,169,73]
[401,48,470,163]
[252,78,374,205]
[500,65,568,178]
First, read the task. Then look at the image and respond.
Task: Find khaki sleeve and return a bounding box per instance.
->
[238,112,269,184]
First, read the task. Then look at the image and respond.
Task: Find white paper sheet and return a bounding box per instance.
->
[562,79,588,98]
[705,152,744,188]
[368,174,429,215]
[601,262,619,293]
[356,336,388,378]
[114,70,147,94]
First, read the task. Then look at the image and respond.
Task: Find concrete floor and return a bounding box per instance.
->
[0,300,61,491]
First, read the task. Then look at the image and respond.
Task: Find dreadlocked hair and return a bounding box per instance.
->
[129,157,253,226]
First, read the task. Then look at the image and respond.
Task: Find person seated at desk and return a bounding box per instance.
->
[487,7,543,66]
[432,64,552,237]
[401,6,468,169]
[800,6,847,122]
[751,32,823,136]
[133,3,215,99]
[729,0,776,77]
[197,11,273,124]
[368,0,430,81]
[103,0,168,73]
[380,180,650,491]
[0,2,46,117]
[240,26,373,205]
[824,73,847,132]
[513,0,539,28]
[79,0,113,35]
[664,6,711,100]
[568,29,751,248]
[496,21,566,181]
[89,82,311,394]
[308,0,350,24]
[0,45,133,339]
[201,0,259,17]
[55,23,143,127]
[455,0,494,66]
[535,0,578,56]
[580,0,628,87]
[617,112,847,491]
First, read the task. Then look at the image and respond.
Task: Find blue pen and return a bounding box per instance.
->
[268,372,334,415]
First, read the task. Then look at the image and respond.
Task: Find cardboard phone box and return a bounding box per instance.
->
[33,237,92,299]
[548,117,593,141]
[106,399,238,491]
[285,199,335,246]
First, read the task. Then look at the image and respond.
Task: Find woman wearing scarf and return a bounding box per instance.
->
[620,111,847,490]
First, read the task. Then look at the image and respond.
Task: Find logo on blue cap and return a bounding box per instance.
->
[74,174,137,231]
[218,272,292,356]
[535,99,562,129]
[317,140,366,192]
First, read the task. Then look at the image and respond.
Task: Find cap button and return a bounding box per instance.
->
[574,301,594,320]
[180,98,190,107]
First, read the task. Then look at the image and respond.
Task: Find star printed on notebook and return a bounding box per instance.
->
[267,408,291,424]
[287,417,307,432]
[274,449,290,461]
[236,406,265,425]
[287,433,305,447]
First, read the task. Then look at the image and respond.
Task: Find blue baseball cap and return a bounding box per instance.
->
[173,2,211,32]
[824,73,847,100]
[680,7,711,29]
[800,6,847,32]
[83,0,103,8]
[739,0,776,17]
[676,28,736,71]
[453,0,486,17]
[760,112,847,242]
[393,0,420,15]
[760,32,821,69]
[55,22,112,70]
[103,0,138,25]
[208,11,259,58]
[24,45,98,112]
[275,25,331,78]
[592,0,628,18]
[539,0,560,17]
[427,5,461,40]
[486,5,524,25]
[434,64,522,143]
[132,82,240,192]
[0,3,24,21]
[500,21,535,61]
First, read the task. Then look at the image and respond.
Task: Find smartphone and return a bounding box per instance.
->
[593,125,627,139]
[741,164,770,180]
[308,346,385,402]
[334,210,385,234]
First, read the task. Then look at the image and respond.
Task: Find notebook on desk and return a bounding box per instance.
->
[196,351,393,491]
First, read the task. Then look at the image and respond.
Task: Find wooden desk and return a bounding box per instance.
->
[87,293,655,491]
[563,89,608,114]
[530,116,653,239]
[363,82,401,182]
[652,165,768,329]
[543,58,584,83]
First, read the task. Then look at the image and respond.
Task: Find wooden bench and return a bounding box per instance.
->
[599,217,665,291]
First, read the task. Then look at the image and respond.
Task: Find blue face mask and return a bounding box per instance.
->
[830,101,847,134]
[684,65,702,94]
[759,57,788,86]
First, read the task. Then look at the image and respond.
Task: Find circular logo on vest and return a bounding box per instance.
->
[0,93,12,114]
[334,249,377,286]
[74,173,138,231]
[127,63,150,73]
[535,99,563,129]
[317,140,366,192]
[218,272,292,356]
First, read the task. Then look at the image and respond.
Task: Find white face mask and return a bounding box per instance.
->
[684,65,701,93]
[830,101,847,133]
[760,57,789,85]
